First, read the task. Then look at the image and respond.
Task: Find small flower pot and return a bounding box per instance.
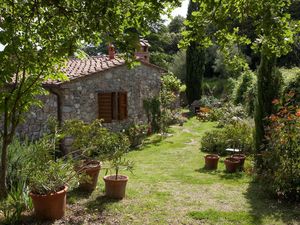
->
[103,175,128,199]
[224,157,240,173]
[230,154,246,170]
[30,186,68,220]
[204,154,219,170]
[75,160,101,192]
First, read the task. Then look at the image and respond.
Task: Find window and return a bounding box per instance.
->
[98,92,128,123]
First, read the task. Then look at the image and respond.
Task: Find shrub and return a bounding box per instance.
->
[124,123,148,148]
[201,120,254,155]
[28,158,78,195]
[258,97,300,201]
[232,70,257,115]
[283,73,300,105]
[201,129,228,155]
[143,73,183,133]
[217,103,248,127]
[198,95,222,108]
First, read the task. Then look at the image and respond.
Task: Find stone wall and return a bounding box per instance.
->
[16,93,58,140]
[59,64,162,131]
[17,63,162,139]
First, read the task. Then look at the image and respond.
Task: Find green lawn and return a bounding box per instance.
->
[26,117,300,225]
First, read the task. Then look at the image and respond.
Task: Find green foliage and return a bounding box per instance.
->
[168,15,185,33]
[1,181,32,225]
[168,50,186,82]
[143,73,182,133]
[201,120,254,156]
[161,73,182,93]
[124,123,148,148]
[283,72,300,105]
[62,119,112,159]
[150,51,174,69]
[232,70,257,115]
[103,133,132,179]
[29,159,78,195]
[257,97,300,201]
[143,97,161,133]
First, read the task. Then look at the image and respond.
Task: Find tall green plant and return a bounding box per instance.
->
[185,0,205,105]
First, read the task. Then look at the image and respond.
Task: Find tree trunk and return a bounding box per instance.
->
[255,47,282,152]
[0,139,8,199]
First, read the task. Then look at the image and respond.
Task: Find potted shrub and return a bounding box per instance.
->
[103,133,133,199]
[29,159,78,220]
[224,157,240,173]
[124,123,148,148]
[63,119,110,192]
[204,154,219,170]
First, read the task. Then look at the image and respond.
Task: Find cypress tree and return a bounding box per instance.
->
[186,0,205,105]
[255,47,282,151]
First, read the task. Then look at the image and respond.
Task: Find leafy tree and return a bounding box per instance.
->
[182,0,299,152]
[168,15,185,33]
[0,0,180,198]
[185,0,205,104]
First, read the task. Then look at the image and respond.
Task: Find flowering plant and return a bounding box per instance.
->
[260,92,300,201]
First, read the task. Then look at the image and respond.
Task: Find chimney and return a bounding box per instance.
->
[135,39,150,62]
[108,43,115,60]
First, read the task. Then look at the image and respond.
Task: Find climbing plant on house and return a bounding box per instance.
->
[0,0,180,199]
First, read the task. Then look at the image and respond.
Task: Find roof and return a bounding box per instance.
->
[45,55,166,86]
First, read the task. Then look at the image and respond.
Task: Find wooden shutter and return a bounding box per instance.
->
[98,93,114,123]
[118,92,128,120]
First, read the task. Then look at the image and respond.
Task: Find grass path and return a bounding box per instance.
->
[25,117,300,225]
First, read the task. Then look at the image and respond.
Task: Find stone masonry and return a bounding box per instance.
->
[17,61,164,140]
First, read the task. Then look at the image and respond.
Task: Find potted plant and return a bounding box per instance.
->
[63,119,109,192]
[230,154,246,170]
[103,133,133,199]
[29,159,78,220]
[204,154,219,170]
[224,157,240,173]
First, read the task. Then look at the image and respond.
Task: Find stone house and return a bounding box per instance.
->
[18,40,166,140]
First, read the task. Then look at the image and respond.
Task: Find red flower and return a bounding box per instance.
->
[296,109,300,117]
[269,114,278,122]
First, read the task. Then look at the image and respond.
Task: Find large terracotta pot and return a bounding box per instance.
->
[76,160,101,192]
[204,154,219,170]
[30,186,68,220]
[230,154,246,170]
[224,157,240,173]
[103,175,128,199]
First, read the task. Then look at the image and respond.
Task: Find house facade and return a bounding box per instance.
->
[17,42,166,140]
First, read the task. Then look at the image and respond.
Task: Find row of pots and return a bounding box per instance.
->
[205,154,246,173]
[30,160,128,220]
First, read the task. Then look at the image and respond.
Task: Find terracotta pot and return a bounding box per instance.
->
[205,154,219,170]
[76,160,101,191]
[230,154,246,170]
[224,157,240,173]
[103,175,128,199]
[30,186,68,220]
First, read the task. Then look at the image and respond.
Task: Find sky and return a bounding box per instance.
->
[0,1,189,51]
[171,0,189,18]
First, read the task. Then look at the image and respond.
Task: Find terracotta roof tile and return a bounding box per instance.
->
[45,56,125,85]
